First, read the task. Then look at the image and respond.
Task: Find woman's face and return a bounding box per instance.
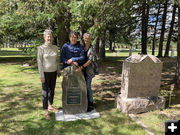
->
[70,34,78,45]
[44,34,53,44]
[83,36,91,46]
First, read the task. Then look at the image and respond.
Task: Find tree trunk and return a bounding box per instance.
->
[158,0,168,57]
[164,4,177,57]
[175,5,180,84]
[109,29,114,51]
[56,16,70,48]
[141,0,149,54]
[99,34,106,61]
[152,3,161,55]
[95,37,100,60]
[109,40,112,51]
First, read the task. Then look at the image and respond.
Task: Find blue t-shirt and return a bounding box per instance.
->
[60,41,85,68]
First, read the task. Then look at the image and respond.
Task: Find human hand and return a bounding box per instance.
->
[57,73,61,77]
[40,77,45,83]
[75,66,82,72]
[67,59,73,64]
[73,62,78,66]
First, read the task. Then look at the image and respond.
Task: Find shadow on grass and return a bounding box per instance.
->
[1,56,178,135]
[19,66,38,74]
[0,50,22,56]
[0,82,42,134]
[0,57,33,63]
[0,82,25,88]
[9,108,144,135]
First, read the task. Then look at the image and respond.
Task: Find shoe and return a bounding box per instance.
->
[87,106,94,112]
[48,107,59,112]
[45,113,51,120]
[87,102,94,112]
[89,102,95,107]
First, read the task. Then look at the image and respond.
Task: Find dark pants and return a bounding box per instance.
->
[42,71,57,109]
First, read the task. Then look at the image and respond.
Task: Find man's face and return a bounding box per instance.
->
[70,35,78,45]
[44,34,53,44]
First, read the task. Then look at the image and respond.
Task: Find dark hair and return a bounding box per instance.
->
[69,31,78,38]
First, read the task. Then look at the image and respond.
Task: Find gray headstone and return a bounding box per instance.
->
[116,55,165,114]
[116,95,165,114]
[62,65,88,114]
[121,55,163,98]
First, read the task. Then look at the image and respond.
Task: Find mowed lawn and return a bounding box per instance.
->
[0,63,147,135]
[0,48,179,135]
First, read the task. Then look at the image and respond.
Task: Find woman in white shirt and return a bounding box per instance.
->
[37,29,60,120]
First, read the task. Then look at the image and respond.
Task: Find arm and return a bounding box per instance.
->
[76,60,91,72]
[60,45,68,64]
[76,46,95,72]
[37,47,45,82]
[71,47,85,63]
[83,60,92,67]
[88,46,96,62]
[56,47,61,77]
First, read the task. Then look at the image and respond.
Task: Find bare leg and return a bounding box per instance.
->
[45,109,50,120]
[48,105,58,112]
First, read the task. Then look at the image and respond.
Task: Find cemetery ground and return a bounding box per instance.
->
[0,48,180,135]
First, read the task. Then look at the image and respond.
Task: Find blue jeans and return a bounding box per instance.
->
[86,78,93,102]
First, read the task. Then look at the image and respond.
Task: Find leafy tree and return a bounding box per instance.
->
[69,0,139,60]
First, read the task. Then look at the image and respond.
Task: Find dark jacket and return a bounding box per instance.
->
[61,41,85,68]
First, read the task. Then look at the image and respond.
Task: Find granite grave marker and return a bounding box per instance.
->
[116,55,165,113]
[62,64,87,114]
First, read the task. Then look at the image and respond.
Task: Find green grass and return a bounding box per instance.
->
[136,106,180,135]
[106,49,177,57]
[0,48,179,135]
[0,64,147,135]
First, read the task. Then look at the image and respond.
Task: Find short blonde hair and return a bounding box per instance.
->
[83,33,92,39]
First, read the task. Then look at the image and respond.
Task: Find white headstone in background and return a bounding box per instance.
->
[129,49,132,56]
[117,49,120,55]
[113,52,116,56]
[171,49,174,57]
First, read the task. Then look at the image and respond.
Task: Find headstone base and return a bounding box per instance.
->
[55,109,100,121]
[116,94,165,114]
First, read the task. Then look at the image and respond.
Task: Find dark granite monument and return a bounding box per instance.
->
[62,64,88,114]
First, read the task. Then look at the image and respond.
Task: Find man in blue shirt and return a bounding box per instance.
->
[61,32,85,68]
